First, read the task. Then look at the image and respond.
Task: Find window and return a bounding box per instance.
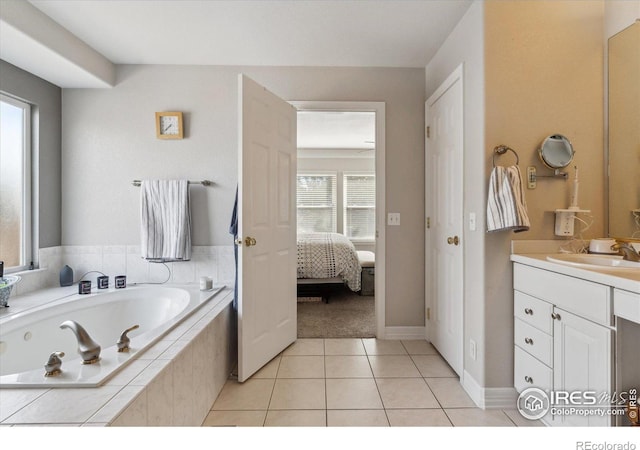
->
[0,94,32,272]
[296,173,337,233]
[344,173,375,241]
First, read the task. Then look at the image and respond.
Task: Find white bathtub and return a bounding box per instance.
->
[0,284,224,388]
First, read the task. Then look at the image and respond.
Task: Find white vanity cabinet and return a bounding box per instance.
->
[513,263,613,427]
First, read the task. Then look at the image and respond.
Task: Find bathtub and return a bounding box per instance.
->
[0,284,224,388]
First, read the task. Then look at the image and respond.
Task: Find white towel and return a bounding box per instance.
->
[140,180,192,261]
[487,166,530,233]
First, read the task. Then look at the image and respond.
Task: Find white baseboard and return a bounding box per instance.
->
[462,370,518,409]
[380,326,426,340]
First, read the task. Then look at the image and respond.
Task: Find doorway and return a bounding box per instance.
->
[292,101,386,339]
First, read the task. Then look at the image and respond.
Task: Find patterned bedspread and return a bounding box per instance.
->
[297,233,361,292]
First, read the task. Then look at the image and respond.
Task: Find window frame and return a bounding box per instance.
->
[296,171,338,234]
[343,171,376,243]
[0,93,33,273]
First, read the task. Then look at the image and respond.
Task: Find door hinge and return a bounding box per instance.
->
[426,126,430,138]
[427,307,431,321]
[426,217,431,229]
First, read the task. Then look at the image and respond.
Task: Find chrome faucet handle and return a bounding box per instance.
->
[44,351,65,377]
[116,324,140,352]
[610,242,640,262]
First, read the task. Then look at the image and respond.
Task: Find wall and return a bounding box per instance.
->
[61,65,425,327]
[0,60,61,250]
[425,1,486,387]
[484,1,604,389]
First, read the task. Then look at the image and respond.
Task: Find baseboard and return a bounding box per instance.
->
[462,370,518,409]
[380,326,426,340]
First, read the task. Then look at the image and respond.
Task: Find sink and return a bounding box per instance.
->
[546,254,640,271]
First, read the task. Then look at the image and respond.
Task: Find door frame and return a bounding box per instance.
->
[424,64,464,371]
[291,101,386,338]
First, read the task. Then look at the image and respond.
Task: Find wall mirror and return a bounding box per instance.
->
[608,21,639,240]
[538,134,574,170]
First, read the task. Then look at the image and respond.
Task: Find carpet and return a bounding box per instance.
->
[297,286,375,338]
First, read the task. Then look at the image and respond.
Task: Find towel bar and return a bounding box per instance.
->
[132,180,213,187]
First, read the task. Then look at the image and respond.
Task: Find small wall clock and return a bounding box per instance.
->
[156,111,184,139]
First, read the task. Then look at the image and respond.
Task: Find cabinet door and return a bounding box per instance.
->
[553,308,613,427]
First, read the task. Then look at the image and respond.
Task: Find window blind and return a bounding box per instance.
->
[344,174,375,240]
[296,174,337,233]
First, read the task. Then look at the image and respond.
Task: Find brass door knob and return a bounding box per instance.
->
[446,236,460,245]
[245,236,257,247]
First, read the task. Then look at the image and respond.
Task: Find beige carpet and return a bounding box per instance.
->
[297,286,375,338]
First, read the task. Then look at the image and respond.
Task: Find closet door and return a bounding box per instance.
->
[426,65,464,376]
[237,74,297,382]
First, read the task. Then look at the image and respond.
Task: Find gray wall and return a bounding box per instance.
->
[62,64,426,327]
[0,59,61,249]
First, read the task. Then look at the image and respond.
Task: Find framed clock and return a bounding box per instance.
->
[156,111,184,139]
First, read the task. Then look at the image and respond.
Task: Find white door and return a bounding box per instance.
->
[237,74,297,382]
[552,308,612,426]
[426,65,464,376]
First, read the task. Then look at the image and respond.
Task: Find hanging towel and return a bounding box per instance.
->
[487,165,530,233]
[140,179,192,261]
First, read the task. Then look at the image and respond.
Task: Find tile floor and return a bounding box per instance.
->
[202,338,543,427]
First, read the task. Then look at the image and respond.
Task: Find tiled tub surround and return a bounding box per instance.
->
[7,245,235,299]
[0,287,235,426]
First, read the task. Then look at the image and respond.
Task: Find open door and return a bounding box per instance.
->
[237,74,297,382]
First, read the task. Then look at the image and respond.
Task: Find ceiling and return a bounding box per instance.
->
[26,0,472,68]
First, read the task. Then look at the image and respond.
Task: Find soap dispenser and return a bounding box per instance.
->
[60,265,73,287]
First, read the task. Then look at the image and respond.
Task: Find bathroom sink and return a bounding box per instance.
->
[546,254,640,271]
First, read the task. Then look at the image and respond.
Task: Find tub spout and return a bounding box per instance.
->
[60,320,101,364]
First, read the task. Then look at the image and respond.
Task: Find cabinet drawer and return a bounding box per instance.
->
[514,291,553,334]
[514,346,552,394]
[514,318,553,366]
[513,263,611,325]
[614,289,640,324]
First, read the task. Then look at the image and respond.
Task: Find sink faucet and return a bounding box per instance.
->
[611,243,640,262]
[60,320,101,364]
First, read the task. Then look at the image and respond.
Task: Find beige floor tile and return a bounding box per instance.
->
[326,378,384,410]
[277,356,325,378]
[212,379,275,411]
[269,379,326,410]
[264,410,326,426]
[502,409,545,427]
[387,409,452,426]
[202,410,266,426]
[251,355,281,379]
[324,338,366,355]
[411,354,458,377]
[362,338,407,355]
[376,378,440,409]
[425,378,475,408]
[283,338,325,356]
[368,355,421,378]
[445,408,516,426]
[401,340,439,355]
[327,409,389,426]
[325,355,373,378]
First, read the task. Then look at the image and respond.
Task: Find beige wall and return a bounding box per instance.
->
[484,1,604,388]
[62,65,425,327]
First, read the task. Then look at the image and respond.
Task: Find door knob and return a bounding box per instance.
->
[245,236,257,247]
[447,236,460,245]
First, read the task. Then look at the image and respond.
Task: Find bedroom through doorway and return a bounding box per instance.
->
[293,103,384,338]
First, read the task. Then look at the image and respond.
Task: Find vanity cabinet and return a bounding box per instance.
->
[513,263,613,427]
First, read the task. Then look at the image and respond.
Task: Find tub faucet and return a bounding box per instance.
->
[116,324,140,352]
[60,320,101,364]
[610,243,640,262]
[44,351,65,377]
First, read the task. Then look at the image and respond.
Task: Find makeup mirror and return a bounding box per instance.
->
[538,134,574,170]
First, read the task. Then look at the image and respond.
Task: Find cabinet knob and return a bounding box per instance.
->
[524,308,533,315]
[524,337,534,345]
[524,376,533,384]
[551,312,562,321]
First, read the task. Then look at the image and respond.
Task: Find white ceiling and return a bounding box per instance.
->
[27,0,472,68]
[297,110,375,151]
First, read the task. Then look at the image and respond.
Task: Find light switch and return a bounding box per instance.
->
[387,213,401,226]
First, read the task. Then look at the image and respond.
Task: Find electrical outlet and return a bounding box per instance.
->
[470,339,477,360]
[387,213,401,226]
[555,211,574,236]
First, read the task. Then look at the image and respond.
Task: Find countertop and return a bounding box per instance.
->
[510,253,640,294]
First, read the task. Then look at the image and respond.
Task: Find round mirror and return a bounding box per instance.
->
[538,134,574,169]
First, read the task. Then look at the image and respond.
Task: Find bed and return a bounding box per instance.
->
[297,232,361,300]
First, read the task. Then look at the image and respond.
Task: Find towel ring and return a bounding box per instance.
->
[492,145,519,167]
